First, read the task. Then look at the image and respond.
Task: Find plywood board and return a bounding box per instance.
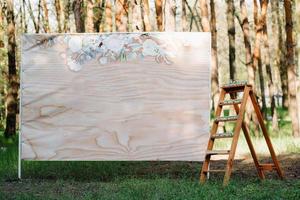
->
[20,33,211,161]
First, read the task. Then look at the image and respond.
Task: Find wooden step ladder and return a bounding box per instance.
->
[200,81,284,186]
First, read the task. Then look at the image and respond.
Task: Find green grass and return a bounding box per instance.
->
[0,107,300,199]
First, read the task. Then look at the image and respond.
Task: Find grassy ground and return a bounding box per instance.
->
[0,107,300,199]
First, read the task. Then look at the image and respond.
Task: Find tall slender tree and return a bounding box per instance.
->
[4,0,18,138]
[259,0,278,130]
[141,0,151,31]
[236,0,254,130]
[63,0,71,32]
[116,0,128,32]
[131,0,143,31]
[73,0,85,32]
[155,0,163,31]
[209,0,219,111]
[181,0,187,31]
[54,0,62,32]
[41,0,50,32]
[226,0,236,80]
[25,0,39,33]
[284,0,299,137]
[86,0,95,32]
[164,0,176,31]
[253,0,267,112]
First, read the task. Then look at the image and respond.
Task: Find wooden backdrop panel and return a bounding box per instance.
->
[21,33,211,161]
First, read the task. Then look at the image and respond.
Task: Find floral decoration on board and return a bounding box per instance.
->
[24,33,177,72]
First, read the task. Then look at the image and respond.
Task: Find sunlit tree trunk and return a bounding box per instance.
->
[131,0,143,31]
[272,1,288,108]
[181,0,187,31]
[297,0,300,133]
[236,0,253,131]
[127,0,133,31]
[164,0,176,31]
[253,0,267,112]
[73,0,85,32]
[141,0,151,31]
[86,0,95,32]
[0,2,5,129]
[4,0,18,138]
[155,0,163,31]
[63,0,71,32]
[284,0,300,137]
[41,0,50,32]
[26,0,39,33]
[55,0,62,32]
[259,0,278,131]
[226,0,236,80]
[105,0,113,32]
[22,0,28,33]
[209,0,219,112]
[116,0,128,32]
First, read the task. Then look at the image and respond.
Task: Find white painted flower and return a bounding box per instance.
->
[102,35,125,54]
[68,36,82,52]
[67,57,82,72]
[99,56,108,65]
[142,39,159,56]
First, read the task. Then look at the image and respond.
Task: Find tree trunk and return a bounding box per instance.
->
[253,0,267,111]
[95,0,106,32]
[86,0,95,32]
[105,0,113,32]
[22,0,28,33]
[155,0,163,31]
[73,0,85,32]
[25,0,39,33]
[237,0,254,132]
[55,0,62,32]
[272,1,288,108]
[4,0,18,138]
[284,0,300,137]
[41,0,50,32]
[226,0,236,80]
[164,0,176,31]
[116,0,128,32]
[259,0,279,131]
[131,0,143,31]
[63,0,71,32]
[141,0,151,31]
[297,0,300,134]
[0,3,5,129]
[209,0,219,112]
[181,0,187,31]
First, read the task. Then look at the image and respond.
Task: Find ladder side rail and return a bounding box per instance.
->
[249,90,284,179]
[229,93,265,179]
[200,88,226,183]
[223,86,251,186]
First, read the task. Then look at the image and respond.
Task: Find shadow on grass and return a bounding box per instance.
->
[1,144,299,182]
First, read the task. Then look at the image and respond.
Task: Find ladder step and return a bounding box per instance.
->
[219,99,242,106]
[215,116,238,122]
[206,150,230,155]
[203,169,226,173]
[222,80,248,89]
[211,132,234,139]
[259,164,276,171]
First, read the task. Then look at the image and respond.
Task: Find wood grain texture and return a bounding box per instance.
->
[21,33,211,161]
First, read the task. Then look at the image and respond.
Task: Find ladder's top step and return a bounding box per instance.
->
[211,132,234,139]
[220,99,242,106]
[215,116,238,122]
[206,150,230,155]
[222,80,248,89]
